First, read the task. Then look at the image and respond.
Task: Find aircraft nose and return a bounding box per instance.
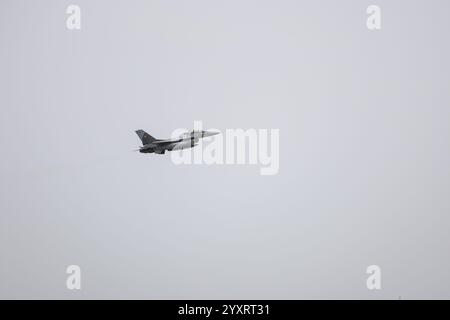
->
[203,130,220,137]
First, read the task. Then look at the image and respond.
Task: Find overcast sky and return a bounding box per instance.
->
[1,0,450,299]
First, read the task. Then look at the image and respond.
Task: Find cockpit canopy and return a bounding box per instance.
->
[180,130,203,139]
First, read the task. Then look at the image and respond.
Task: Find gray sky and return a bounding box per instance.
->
[1,0,450,299]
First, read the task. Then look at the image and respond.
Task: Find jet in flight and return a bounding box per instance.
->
[135,129,219,154]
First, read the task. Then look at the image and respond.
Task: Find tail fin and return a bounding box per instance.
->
[135,130,157,145]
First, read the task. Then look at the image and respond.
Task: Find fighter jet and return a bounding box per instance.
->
[135,129,219,154]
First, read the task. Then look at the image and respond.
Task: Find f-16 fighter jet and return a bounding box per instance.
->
[135,129,219,154]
